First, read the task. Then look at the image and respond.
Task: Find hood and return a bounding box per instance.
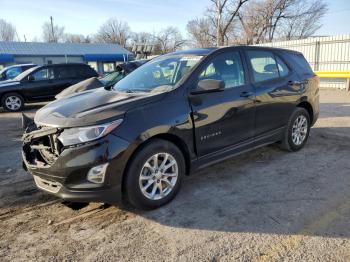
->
[0,80,20,87]
[34,88,165,128]
[55,77,104,99]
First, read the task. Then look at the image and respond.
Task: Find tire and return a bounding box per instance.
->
[1,93,24,112]
[124,139,185,210]
[280,107,311,152]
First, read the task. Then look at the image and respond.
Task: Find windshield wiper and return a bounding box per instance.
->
[116,88,150,94]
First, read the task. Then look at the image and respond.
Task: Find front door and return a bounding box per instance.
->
[22,67,56,101]
[189,51,256,157]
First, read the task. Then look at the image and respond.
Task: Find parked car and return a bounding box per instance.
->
[0,63,98,111]
[22,46,319,209]
[0,64,37,81]
[55,60,149,99]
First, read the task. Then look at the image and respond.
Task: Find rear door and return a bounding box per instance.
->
[190,50,256,156]
[245,50,303,137]
[53,66,77,94]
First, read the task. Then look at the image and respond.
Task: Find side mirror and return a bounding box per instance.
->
[28,75,35,82]
[190,79,225,95]
[104,85,112,90]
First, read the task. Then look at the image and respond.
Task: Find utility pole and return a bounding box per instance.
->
[50,16,55,42]
[15,31,20,42]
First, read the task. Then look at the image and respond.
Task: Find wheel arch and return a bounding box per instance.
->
[297,101,314,124]
[121,133,192,196]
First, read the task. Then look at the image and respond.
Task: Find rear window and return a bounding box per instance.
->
[282,52,314,77]
[247,50,290,82]
[76,65,98,78]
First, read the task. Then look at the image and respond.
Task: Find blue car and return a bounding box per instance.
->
[0,64,37,81]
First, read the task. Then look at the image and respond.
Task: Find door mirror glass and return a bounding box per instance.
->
[191,79,225,95]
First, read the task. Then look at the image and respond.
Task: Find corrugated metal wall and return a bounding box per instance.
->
[256,35,350,89]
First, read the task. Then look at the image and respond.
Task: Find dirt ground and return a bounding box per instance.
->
[0,89,350,261]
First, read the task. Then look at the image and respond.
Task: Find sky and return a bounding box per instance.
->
[0,0,349,42]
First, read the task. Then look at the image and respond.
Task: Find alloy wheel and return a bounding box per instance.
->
[291,115,308,146]
[5,96,22,111]
[139,152,178,200]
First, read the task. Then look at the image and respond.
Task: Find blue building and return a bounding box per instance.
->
[0,41,134,74]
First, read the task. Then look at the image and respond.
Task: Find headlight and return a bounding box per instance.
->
[58,119,123,146]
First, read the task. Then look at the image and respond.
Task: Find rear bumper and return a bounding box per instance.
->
[22,134,130,203]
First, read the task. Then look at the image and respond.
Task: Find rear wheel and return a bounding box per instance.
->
[124,139,185,210]
[1,93,24,112]
[280,107,310,152]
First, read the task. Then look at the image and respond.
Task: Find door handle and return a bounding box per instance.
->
[240,91,254,98]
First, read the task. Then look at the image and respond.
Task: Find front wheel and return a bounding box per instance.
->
[280,107,311,152]
[124,139,185,210]
[1,93,24,112]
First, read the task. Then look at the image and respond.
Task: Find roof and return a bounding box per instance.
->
[168,48,218,56]
[0,41,132,56]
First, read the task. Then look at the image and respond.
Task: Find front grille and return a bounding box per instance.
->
[34,176,62,193]
[23,125,63,166]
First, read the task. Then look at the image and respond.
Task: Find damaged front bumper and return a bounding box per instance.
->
[22,123,130,203]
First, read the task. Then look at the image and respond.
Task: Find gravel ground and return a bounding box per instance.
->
[0,89,350,261]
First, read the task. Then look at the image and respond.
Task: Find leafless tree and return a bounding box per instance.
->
[207,0,249,46]
[0,19,17,41]
[95,18,131,47]
[65,34,91,43]
[154,27,186,54]
[187,18,216,47]
[42,18,65,43]
[238,2,266,44]
[238,0,328,44]
[131,31,155,45]
[280,0,328,40]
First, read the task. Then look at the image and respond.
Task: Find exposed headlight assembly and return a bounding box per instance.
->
[58,119,123,146]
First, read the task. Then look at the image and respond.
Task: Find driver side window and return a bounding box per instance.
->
[31,68,54,81]
[198,51,245,89]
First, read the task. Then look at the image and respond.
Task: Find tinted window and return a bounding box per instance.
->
[6,67,22,79]
[275,56,290,77]
[198,51,245,89]
[284,53,314,76]
[76,65,97,78]
[247,51,279,82]
[31,68,54,81]
[56,66,76,79]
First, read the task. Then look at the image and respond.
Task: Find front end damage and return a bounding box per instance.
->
[21,115,129,203]
[22,123,62,168]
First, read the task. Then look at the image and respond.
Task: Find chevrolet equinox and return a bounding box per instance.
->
[22,46,319,209]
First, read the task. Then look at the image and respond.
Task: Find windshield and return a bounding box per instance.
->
[14,66,39,81]
[113,54,203,93]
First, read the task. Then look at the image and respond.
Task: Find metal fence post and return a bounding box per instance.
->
[314,41,320,71]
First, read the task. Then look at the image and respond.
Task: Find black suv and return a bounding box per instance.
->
[0,63,98,111]
[22,46,319,209]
